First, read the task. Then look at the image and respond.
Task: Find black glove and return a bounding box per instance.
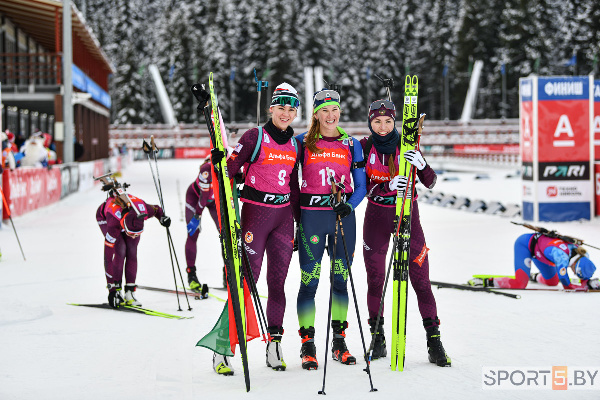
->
[107,284,124,309]
[211,148,225,164]
[160,216,171,228]
[233,172,244,183]
[142,139,155,155]
[332,201,353,218]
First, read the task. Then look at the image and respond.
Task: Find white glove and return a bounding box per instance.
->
[404,150,426,170]
[389,175,409,191]
[389,176,412,199]
[588,278,600,290]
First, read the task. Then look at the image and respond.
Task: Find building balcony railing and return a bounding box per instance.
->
[0,52,61,87]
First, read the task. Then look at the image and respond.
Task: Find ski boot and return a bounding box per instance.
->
[213,352,234,376]
[467,277,493,287]
[331,320,356,365]
[266,326,286,371]
[368,317,387,359]
[299,326,318,370]
[124,284,142,306]
[424,317,451,367]
[107,282,124,309]
[187,266,209,297]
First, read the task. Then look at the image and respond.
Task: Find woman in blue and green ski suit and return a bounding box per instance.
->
[291,89,367,370]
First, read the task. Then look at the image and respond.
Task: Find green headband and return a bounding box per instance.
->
[313,101,341,113]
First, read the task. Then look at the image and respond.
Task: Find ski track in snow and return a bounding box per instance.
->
[0,159,598,400]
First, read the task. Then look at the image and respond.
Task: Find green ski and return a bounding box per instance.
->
[391,76,420,372]
[191,74,251,392]
[67,303,193,319]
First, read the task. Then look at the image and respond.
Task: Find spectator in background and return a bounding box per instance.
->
[18,133,48,167]
[2,131,17,170]
[5,130,18,153]
[14,132,25,150]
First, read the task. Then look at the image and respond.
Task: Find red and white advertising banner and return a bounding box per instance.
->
[520,76,593,222]
[2,167,61,219]
[174,147,210,159]
[595,162,600,217]
[595,80,600,215]
[594,80,600,161]
[453,144,519,154]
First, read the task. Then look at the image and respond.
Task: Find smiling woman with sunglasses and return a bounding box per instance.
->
[291,88,367,370]
[210,83,302,374]
[360,99,450,367]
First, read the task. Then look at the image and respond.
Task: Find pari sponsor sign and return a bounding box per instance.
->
[519,76,594,221]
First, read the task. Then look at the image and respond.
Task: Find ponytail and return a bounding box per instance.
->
[305,116,323,154]
[388,154,397,177]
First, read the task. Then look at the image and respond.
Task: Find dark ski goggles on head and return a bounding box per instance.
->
[369,99,395,112]
[313,90,340,103]
[272,96,300,108]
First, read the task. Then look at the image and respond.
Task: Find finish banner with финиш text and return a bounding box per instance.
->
[519,76,594,222]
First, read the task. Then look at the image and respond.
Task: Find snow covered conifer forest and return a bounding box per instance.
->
[75,0,600,124]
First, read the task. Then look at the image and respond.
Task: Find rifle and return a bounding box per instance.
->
[511,221,600,251]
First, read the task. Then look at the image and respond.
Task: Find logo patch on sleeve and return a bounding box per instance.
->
[413,244,430,267]
[105,232,117,244]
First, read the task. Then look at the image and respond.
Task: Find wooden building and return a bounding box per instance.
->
[0,0,114,161]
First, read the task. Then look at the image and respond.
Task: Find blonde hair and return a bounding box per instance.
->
[305,116,323,154]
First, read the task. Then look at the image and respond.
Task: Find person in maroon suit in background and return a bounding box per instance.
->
[184,159,219,293]
[96,181,170,308]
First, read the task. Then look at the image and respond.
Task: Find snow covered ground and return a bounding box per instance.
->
[1,159,599,400]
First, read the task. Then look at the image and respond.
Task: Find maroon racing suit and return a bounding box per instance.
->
[226,120,299,328]
[185,161,219,270]
[360,137,440,329]
[101,196,164,286]
[96,197,114,285]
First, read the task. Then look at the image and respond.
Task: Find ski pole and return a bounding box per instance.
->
[240,239,268,341]
[323,79,342,95]
[328,170,376,391]
[0,185,26,261]
[366,220,399,361]
[167,227,193,310]
[141,138,192,311]
[253,68,268,126]
[150,136,166,208]
[318,203,339,396]
[374,73,394,101]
